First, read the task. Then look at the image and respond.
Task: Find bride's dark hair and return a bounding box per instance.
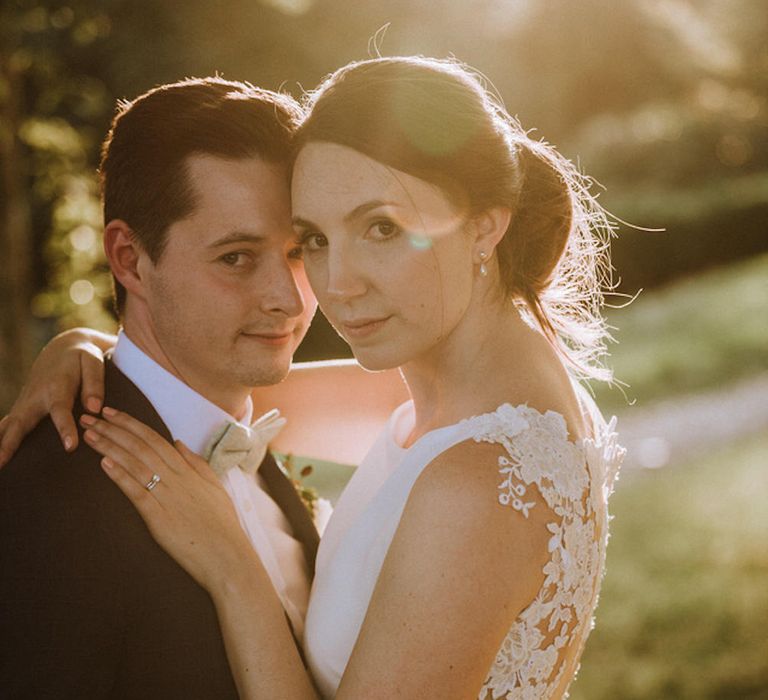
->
[295,56,616,382]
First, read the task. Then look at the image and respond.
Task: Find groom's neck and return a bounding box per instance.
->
[121,315,251,422]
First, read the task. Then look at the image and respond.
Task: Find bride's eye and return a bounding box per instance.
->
[369,219,401,241]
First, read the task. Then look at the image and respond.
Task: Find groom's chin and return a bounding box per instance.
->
[235,358,293,389]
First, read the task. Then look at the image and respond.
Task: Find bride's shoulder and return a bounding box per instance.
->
[480,335,591,445]
[405,394,595,527]
[402,436,554,577]
[406,419,560,529]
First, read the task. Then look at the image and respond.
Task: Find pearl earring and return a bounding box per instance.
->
[479,251,489,277]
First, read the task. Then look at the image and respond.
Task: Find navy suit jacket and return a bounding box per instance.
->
[0,359,318,699]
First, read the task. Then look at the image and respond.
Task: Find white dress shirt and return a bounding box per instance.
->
[112,331,310,637]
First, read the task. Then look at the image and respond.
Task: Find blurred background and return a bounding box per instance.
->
[1,0,766,696]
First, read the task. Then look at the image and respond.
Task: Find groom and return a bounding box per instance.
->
[0,78,319,698]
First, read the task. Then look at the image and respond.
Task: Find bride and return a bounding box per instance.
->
[0,56,624,698]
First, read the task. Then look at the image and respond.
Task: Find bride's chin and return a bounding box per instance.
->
[349,349,401,373]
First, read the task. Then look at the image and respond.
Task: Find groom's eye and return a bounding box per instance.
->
[288,245,304,260]
[297,231,328,252]
[219,251,250,267]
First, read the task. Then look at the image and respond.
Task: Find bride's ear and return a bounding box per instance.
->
[469,206,511,260]
[104,220,149,301]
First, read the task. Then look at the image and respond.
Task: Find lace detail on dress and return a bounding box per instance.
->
[461,403,625,700]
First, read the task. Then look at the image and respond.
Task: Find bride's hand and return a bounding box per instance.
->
[80,407,257,592]
[0,328,115,467]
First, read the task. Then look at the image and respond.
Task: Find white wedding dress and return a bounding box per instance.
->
[304,392,625,699]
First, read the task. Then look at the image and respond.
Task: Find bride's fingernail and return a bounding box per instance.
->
[101,457,114,470]
[80,414,96,426]
[102,406,117,417]
[84,429,99,443]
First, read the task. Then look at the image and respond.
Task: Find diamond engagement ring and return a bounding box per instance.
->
[145,473,161,492]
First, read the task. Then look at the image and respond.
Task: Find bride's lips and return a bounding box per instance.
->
[340,316,391,339]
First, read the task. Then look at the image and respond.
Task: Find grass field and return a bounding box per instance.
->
[569,433,768,699]
[592,253,768,413]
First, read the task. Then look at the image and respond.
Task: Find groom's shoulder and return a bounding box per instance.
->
[0,408,119,533]
[0,408,128,575]
[0,361,163,508]
[0,407,96,488]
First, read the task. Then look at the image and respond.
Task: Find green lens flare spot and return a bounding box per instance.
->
[409,234,433,250]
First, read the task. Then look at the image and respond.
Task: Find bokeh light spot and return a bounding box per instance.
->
[261,0,313,15]
[69,225,97,251]
[70,279,95,305]
[716,133,752,167]
[31,293,56,318]
[637,436,671,469]
[50,7,75,29]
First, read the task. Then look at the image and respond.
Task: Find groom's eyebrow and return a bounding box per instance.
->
[207,232,266,248]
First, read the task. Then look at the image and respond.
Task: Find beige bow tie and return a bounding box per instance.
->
[205,409,287,477]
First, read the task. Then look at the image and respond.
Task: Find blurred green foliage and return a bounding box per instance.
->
[0,0,117,409]
[594,252,768,413]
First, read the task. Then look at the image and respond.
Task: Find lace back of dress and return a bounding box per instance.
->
[466,404,622,700]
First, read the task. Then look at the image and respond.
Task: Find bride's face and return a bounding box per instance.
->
[291,142,476,370]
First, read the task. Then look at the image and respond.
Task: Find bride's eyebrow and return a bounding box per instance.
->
[343,200,402,223]
[292,200,405,230]
[291,216,318,231]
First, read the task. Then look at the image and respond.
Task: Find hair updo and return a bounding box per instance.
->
[295,56,615,382]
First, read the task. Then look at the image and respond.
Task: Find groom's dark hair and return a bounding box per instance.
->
[99,76,302,316]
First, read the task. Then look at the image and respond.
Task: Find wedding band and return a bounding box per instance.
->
[145,473,161,492]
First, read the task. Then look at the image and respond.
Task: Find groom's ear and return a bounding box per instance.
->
[104,220,151,302]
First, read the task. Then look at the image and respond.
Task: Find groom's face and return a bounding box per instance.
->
[140,154,316,403]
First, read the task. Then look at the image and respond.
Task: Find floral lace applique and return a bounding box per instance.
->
[460,404,624,699]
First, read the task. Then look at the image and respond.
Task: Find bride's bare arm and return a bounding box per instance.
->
[334,440,552,698]
[0,326,408,468]
[0,328,115,466]
[253,361,409,465]
[211,563,320,699]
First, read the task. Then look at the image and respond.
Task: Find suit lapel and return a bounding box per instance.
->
[105,358,174,442]
[258,452,320,576]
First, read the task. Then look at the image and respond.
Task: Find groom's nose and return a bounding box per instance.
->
[256,257,306,318]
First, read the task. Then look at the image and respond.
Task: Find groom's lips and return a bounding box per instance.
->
[240,330,294,347]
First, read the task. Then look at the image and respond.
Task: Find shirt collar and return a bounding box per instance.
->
[111,330,253,456]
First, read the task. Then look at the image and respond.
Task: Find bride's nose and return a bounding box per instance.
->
[324,248,367,301]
